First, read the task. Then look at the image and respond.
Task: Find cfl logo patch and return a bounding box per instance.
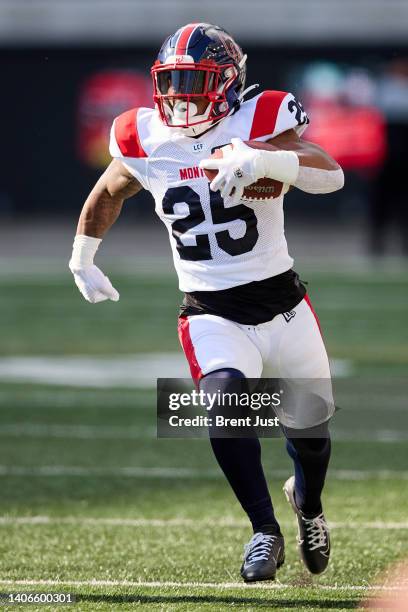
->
[234,167,243,178]
[283,310,296,323]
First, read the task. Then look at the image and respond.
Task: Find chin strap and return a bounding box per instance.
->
[238,83,259,103]
[197,82,260,134]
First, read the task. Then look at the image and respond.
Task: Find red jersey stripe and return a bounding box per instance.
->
[178,316,203,382]
[176,23,199,55]
[114,108,147,158]
[249,90,288,140]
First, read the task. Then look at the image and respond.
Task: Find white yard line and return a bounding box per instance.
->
[0,423,407,442]
[1,253,407,279]
[333,430,408,442]
[0,515,407,530]
[0,578,404,592]
[0,354,190,388]
[0,354,352,387]
[0,465,407,480]
[0,257,174,278]
[0,424,156,439]
[0,465,211,478]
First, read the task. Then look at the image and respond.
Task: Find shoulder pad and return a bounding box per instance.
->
[111,108,147,158]
[249,90,309,140]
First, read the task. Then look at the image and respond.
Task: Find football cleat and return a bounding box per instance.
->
[240,530,285,582]
[283,475,330,575]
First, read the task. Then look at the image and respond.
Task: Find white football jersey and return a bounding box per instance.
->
[109,90,309,292]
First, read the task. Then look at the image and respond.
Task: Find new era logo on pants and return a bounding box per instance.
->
[283,310,296,323]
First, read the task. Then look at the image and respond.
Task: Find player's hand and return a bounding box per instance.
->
[69,263,120,304]
[199,138,262,204]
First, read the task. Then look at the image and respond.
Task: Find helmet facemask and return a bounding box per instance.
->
[151,60,239,136]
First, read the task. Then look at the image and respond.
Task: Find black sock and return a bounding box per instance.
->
[201,369,281,534]
[285,431,331,516]
[210,437,281,533]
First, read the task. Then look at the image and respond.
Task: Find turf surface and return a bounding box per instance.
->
[0,261,407,610]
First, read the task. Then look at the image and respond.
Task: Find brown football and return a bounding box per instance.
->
[203,140,284,201]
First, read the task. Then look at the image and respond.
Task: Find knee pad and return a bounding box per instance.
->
[200,368,245,383]
[200,368,252,439]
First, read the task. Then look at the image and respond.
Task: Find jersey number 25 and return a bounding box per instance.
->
[162,186,259,261]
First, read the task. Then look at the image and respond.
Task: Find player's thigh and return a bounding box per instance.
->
[178,314,263,379]
[278,296,331,379]
[276,296,333,429]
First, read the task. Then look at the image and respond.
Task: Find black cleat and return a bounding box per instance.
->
[283,476,330,575]
[240,529,285,582]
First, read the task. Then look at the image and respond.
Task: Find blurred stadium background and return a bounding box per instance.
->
[0,2,407,610]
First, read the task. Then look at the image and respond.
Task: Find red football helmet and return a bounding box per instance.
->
[151,23,247,136]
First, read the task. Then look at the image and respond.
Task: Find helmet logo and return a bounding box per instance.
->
[218,33,241,64]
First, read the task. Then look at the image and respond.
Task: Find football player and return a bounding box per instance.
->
[69,23,344,582]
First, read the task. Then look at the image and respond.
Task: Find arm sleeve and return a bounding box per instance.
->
[294,166,345,194]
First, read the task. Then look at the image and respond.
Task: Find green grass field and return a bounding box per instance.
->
[0,259,407,610]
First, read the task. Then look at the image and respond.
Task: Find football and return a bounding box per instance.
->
[203,140,284,201]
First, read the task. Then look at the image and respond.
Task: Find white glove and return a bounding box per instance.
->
[199,138,261,204]
[199,137,299,204]
[69,235,119,304]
